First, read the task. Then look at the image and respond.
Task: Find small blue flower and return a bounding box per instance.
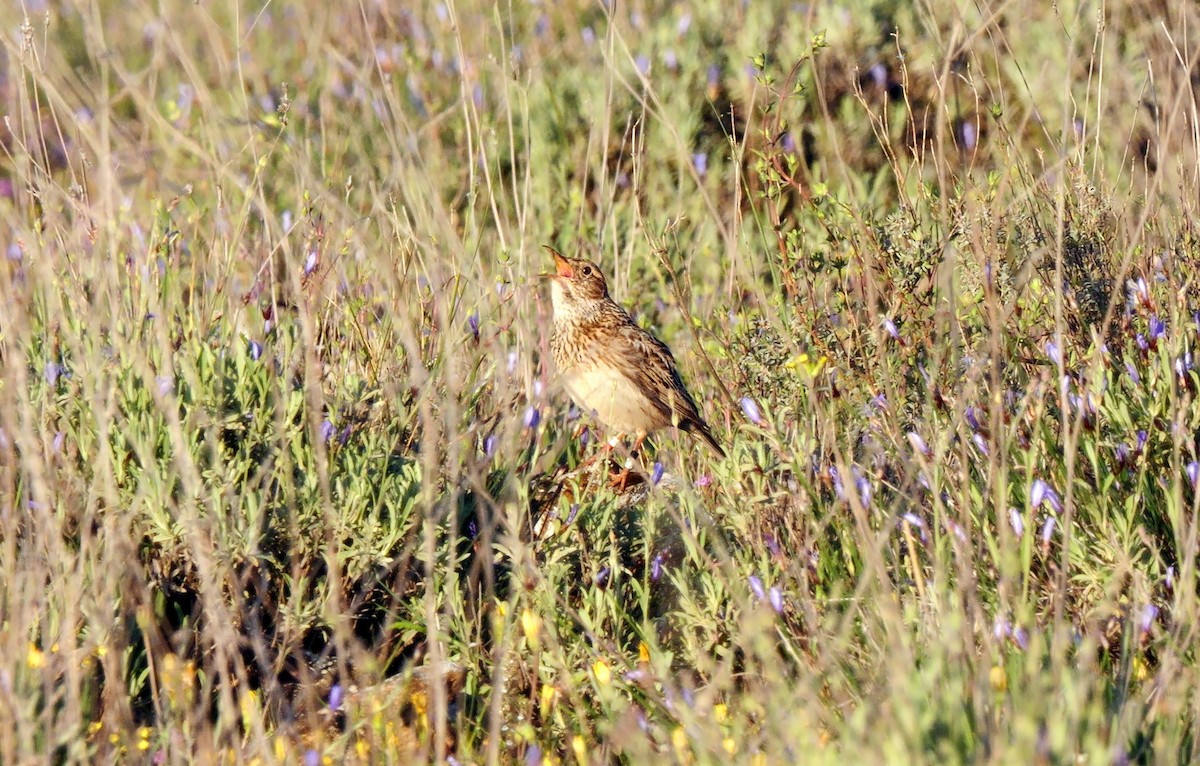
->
[1136,334,1148,353]
[1149,315,1167,341]
[740,396,763,425]
[523,406,540,429]
[484,434,497,456]
[1030,478,1047,509]
[329,683,343,711]
[1009,508,1024,537]
[748,575,765,601]
[1125,360,1141,385]
[1041,516,1056,544]
[828,465,845,499]
[319,419,335,443]
[972,433,988,455]
[1187,462,1200,488]
[692,152,708,177]
[651,462,664,486]
[248,340,263,360]
[907,431,931,458]
[594,567,610,588]
[304,750,320,766]
[1166,566,1175,590]
[768,586,784,614]
[44,362,64,385]
[1044,339,1062,366]
[467,312,479,340]
[581,26,595,45]
[1137,430,1149,451]
[566,504,579,524]
[852,466,871,507]
[525,744,543,766]
[635,54,651,76]
[1139,604,1158,634]
[303,251,318,276]
[965,406,981,432]
[651,552,665,581]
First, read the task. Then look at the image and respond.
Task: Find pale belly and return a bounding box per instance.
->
[561,363,667,434]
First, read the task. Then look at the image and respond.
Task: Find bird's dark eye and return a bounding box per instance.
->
[582,266,593,276]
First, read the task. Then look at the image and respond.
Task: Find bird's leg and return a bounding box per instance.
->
[577,433,619,477]
[608,431,647,492]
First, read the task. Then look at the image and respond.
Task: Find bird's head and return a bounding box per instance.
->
[542,246,610,318]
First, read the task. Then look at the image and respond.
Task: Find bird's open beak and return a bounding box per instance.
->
[540,245,573,280]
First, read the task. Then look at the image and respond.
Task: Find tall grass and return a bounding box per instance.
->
[2,0,1200,763]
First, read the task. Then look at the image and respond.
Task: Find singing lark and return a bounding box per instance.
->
[544,246,725,483]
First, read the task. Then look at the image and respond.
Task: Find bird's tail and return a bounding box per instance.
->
[685,418,727,459]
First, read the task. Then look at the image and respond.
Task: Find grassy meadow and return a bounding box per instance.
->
[4,0,1200,762]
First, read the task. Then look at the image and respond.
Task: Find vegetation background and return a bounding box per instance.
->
[2,0,1200,763]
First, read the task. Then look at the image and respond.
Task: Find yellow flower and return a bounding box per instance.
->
[137,740,151,751]
[989,665,1008,692]
[571,735,587,765]
[713,703,728,724]
[26,644,45,670]
[638,642,650,664]
[521,609,541,648]
[592,660,612,687]
[87,721,103,735]
[723,737,737,755]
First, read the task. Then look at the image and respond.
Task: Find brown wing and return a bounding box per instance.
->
[615,321,726,457]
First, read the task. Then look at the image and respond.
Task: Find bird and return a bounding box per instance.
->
[542,245,725,487]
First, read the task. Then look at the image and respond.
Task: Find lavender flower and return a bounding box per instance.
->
[248,340,263,360]
[635,54,651,76]
[972,433,989,455]
[740,396,764,425]
[526,745,543,766]
[1136,334,1148,353]
[1139,604,1158,635]
[1149,315,1166,342]
[1030,479,1047,509]
[319,419,335,443]
[907,431,931,458]
[828,466,845,499]
[1137,430,1149,451]
[1187,461,1200,488]
[882,317,901,341]
[303,251,318,276]
[1125,360,1140,385]
[581,26,595,45]
[304,751,320,766]
[1166,566,1175,590]
[484,434,497,456]
[1041,516,1057,544]
[651,462,664,486]
[748,575,765,601]
[566,504,579,524]
[1044,339,1062,366]
[594,567,611,588]
[768,586,784,614]
[964,406,981,432]
[329,683,343,712]
[651,552,665,581]
[1009,508,1024,537]
[467,312,479,340]
[523,406,540,429]
[692,152,708,177]
[852,466,871,507]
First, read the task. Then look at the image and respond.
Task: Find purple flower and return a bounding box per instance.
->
[1009,508,1024,537]
[748,575,765,601]
[1149,315,1166,341]
[1187,462,1200,488]
[467,312,479,340]
[694,474,712,488]
[1044,339,1062,366]
[902,512,926,530]
[329,683,343,711]
[1013,627,1029,651]
[1030,479,1048,509]
[526,744,543,766]
[52,431,64,454]
[1115,443,1131,468]
[319,419,335,443]
[156,376,174,396]
[1136,334,1148,353]
[692,152,708,177]
[1127,277,1150,309]
[484,434,497,456]
[594,567,611,588]
[1166,566,1175,590]
[651,552,665,581]
[852,466,871,506]
[635,54,651,76]
[1137,430,1149,451]
[44,362,63,385]
[960,120,978,151]
[651,462,664,486]
[828,465,845,499]
[768,586,784,614]
[882,317,900,340]
[566,504,579,524]
[303,251,318,276]
[1125,360,1141,385]
[1041,516,1057,544]
[1176,353,1193,378]
[965,406,981,431]
[523,406,540,429]
[304,751,320,766]
[581,26,595,45]
[248,340,263,360]
[1139,604,1158,634]
[740,396,764,425]
[972,433,989,455]
[907,431,931,458]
